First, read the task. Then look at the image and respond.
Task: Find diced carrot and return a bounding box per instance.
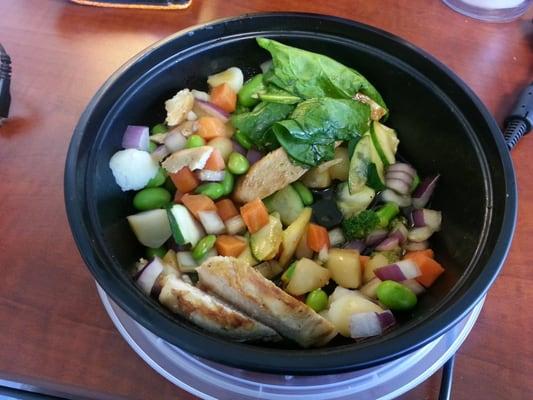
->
[307,223,330,252]
[181,194,217,220]
[174,191,185,204]
[215,199,239,221]
[359,255,370,272]
[404,249,435,259]
[215,235,247,257]
[210,83,237,113]
[169,167,199,193]
[204,148,225,171]
[197,116,227,140]
[240,198,269,234]
[404,252,444,288]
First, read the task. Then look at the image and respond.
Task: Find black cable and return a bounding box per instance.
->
[438,355,455,400]
[503,82,533,150]
[0,42,12,125]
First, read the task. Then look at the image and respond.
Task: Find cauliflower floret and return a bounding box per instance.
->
[109,149,158,191]
[165,89,194,127]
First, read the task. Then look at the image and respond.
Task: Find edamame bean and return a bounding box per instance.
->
[221,171,234,195]
[234,130,252,150]
[148,141,157,153]
[133,187,172,211]
[146,168,167,188]
[151,123,168,135]
[227,152,250,175]
[195,182,225,200]
[305,289,328,312]
[238,74,265,107]
[192,235,217,261]
[376,280,417,311]
[186,134,205,149]
[146,246,166,259]
[292,182,314,206]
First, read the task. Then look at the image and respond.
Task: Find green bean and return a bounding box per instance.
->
[305,289,328,312]
[221,171,234,195]
[376,280,417,311]
[148,141,157,153]
[150,123,168,135]
[238,74,265,107]
[186,134,205,149]
[234,130,252,150]
[192,235,217,261]
[195,182,225,200]
[227,152,250,175]
[146,168,167,188]
[292,182,314,206]
[145,246,166,259]
[133,187,172,211]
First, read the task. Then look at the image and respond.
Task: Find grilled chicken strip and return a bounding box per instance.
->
[197,256,337,347]
[158,274,281,342]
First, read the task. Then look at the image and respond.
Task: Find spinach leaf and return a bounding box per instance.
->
[230,101,295,151]
[272,98,371,166]
[258,86,301,104]
[257,37,387,114]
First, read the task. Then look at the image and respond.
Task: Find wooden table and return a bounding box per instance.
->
[0,1,531,399]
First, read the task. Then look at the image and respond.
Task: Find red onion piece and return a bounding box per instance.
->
[404,240,429,251]
[389,223,408,244]
[164,131,187,153]
[401,279,426,295]
[376,236,400,251]
[386,178,411,195]
[381,189,411,208]
[412,175,440,209]
[365,229,388,246]
[232,140,247,155]
[349,310,396,338]
[225,215,246,235]
[246,149,262,165]
[136,256,164,295]
[411,209,442,231]
[385,170,413,185]
[196,170,226,182]
[151,145,170,162]
[195,99,229,123]
[374,260,421,281]
[198,210,226,235]
[344,239,366,252]
[122,125,149,151]
[387,163,416,177]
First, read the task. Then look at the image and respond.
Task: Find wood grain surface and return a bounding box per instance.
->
[0,0,532,399]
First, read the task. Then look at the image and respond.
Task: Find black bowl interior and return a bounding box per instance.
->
[65,13,516,374]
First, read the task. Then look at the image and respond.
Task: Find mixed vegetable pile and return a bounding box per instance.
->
[109,38,444,344]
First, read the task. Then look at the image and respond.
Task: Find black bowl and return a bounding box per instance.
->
[64,13,516,375]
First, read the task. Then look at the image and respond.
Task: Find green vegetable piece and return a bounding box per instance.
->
[221,171,234,195]
[376,280,417,311]
[341,202,399,240]
[146,168,167,188]
[163,176,176,195]
[281,262,296,285]
[256,37,387,113]
[411,173,420,193]
[151,123,168,135]
[234,130,252,150]
[192,234,217,261]
[227,152,250,175]
[148,141,157,153]
[272,98,370,167]
[258,90,301,104]
[305,289,328,312]
[238,74,265,108]
[370,121,399,166]
[195,182,225,200]
[231,101,295,151]
[292,182,314,206]
[145,246,166,259]
[264,185,304,225]
[186,134,205,149]
[133,188,172,211]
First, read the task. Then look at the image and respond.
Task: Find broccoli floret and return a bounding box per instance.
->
[341,202,400,240]
[374,248,403,263]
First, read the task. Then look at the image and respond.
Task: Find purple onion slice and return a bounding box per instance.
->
[374,260,421,281]
[122,125,149,151]
[136,256,165,295]
[412,175,440,209]
[375,236,400,251]
[349,310,396,338]
[195,99,229,122]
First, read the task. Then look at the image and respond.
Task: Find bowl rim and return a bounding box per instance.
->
[64,12,517,375]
